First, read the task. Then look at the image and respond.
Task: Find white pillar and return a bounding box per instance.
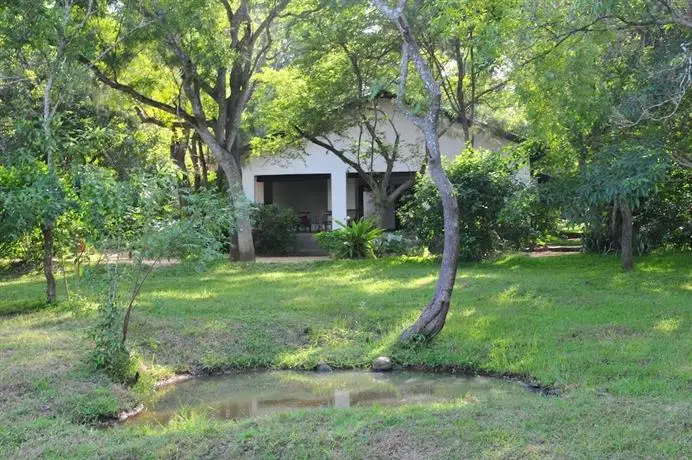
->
[330,171,347,228]
[241,172,255,202]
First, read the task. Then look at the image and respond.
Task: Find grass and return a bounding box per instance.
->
[0,252,690,458]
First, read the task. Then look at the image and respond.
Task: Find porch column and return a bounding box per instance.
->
[241,172,255,202]
[330,171,347,228]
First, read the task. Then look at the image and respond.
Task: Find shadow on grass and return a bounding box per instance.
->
[0,299,52,317]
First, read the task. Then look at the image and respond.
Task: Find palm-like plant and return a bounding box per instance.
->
[333,218,384,259]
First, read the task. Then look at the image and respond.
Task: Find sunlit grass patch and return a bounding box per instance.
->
[0,252,690,457]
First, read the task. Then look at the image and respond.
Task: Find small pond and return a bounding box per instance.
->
[126,371,527,426]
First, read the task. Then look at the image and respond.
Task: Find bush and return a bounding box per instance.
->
[315,218,383,259]
[399,149,552,260]
[498,186,558,250]
[580,165,691,255]
[373,231,424,257]
[314,230,342,256]
[89,271,136,382]
[635,165,691,251]
[252,204,299,255]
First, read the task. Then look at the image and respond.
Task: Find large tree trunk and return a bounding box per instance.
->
[170,128,190,190]
[401,127,460,340]
[373,204,388,229]
[220,159,255,262]
[198,138,209,187]
[371,191,391,229]
[41,222,57,304]
[190,134,202,191]
[619,197,634,271]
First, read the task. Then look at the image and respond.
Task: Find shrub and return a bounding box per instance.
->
[373,231,424,257]
[580,165,691,255]
[252,204,299,255]
[315,218,383,259]
[89,270,136,382]
[399,149,552,260]
[314,229,342,256]
[634,165,691,251]
[498,186,558,250]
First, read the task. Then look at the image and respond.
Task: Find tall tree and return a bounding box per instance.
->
[373,0,460,341]
[84,0,294,261]
[516,1,690,270]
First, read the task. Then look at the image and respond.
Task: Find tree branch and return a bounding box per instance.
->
[80,57,197,125]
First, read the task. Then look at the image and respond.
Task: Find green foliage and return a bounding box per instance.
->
[373,231,424,257]
[82,167,236,380]
[88,268,135,381]
[577,142,669,210]
[636,166,692,250]
[400,149,549,260]
[251,2,400,156]
[549,140,677,255]
[0,160,70,243]
[251,204,299,256]
[90,310,133,382]
[579,162,691,255]
[314,230,343,257]
[140,189,235,266]
[315,218,384,259]
[498,186,558,249]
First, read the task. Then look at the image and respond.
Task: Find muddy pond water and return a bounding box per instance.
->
[126,371,528,426]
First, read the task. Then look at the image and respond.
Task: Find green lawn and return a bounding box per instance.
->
[1,253,690,458]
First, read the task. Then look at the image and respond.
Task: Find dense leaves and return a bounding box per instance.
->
[252,204,299,256]
[400,149,550,260]
[316,218,384,259]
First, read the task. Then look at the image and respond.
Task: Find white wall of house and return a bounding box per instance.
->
[242,100,522,227]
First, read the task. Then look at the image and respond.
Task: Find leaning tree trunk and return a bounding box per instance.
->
[401,127,460,341]
[41,222,57,304]
[374,0,461,342]
[42,73,57,305]
[619,197,634,271]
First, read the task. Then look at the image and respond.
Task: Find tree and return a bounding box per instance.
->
[78,165,233,380]
[577,141,669,270]
[84,0,295,261]
[0,0,95,303]
[373,0,460,341]
[515,2,689,270]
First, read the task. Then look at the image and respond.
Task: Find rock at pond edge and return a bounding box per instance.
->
[316,362,332,372]
[373,356,393,372]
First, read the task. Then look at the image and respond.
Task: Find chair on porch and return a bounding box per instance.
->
[319,211,332,231]
[297,211,311,232]
[347,208,363,222]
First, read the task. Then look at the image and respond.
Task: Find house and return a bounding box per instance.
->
[241,100,523,235]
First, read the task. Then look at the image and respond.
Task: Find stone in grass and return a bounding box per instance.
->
[316,361,332,372]
[372,356,393,372]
